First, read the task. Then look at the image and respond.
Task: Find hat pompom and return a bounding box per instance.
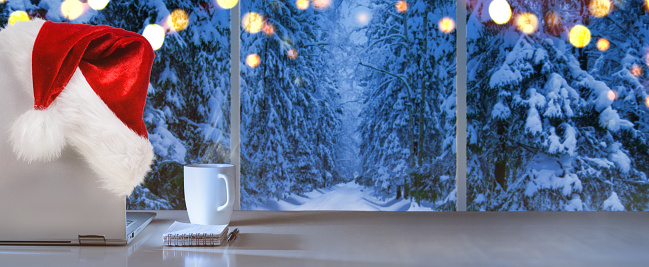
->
[10,108,66,162]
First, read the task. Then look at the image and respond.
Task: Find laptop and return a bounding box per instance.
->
[0,54,155,246]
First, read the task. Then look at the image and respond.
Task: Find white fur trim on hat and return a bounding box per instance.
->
[57,68,154,196]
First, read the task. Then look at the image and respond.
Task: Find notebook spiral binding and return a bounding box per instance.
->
[164,233,225,246]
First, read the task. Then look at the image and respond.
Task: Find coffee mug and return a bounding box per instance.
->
[184,164,235,225]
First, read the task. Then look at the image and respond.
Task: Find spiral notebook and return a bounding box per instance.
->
[163,221,229,246]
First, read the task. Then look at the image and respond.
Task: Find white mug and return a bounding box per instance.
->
[184,164,235,225]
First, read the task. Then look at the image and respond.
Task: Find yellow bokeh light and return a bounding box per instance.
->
[489,0,512,25]
[242,12,264,34]
[439,17,455,33]
[88,0,110,10]
[631,64,643,77]
[314,0,332,10]
[395,0,408,13]
[142,24,165,51]
[168,9,189,32]
[596,38,610,51]
[0,0,6,3]
[61,0,84,20]
[516,12,538,34]
[569,25,591,48]
[8,11,30,25]
[262,23,275,36]
[607,90,618,101]
[287,49,298,60]
[589,0,612,18]
[246,53,261,68]
[296,0,309,10]
[217,0,238,9]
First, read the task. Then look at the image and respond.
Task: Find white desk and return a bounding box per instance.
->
[1,211,649,266]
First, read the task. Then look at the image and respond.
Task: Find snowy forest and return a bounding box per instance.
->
[467,0,649,210]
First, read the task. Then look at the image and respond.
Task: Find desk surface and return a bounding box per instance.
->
[1,210,649,266]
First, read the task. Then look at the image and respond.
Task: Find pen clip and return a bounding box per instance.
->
[227,228,239,243]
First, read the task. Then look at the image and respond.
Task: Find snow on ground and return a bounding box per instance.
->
[252,181,434,211]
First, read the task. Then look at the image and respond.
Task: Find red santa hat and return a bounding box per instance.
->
[7,19,155,197]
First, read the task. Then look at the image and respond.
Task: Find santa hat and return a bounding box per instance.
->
[6,19,155,197]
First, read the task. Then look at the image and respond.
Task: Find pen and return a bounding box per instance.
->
[227,228,239,243]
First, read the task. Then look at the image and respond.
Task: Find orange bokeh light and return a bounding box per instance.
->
[596,38,610,51]
[287,49,298,60]
[607,90,618,101]
[645,96,649,108]
[589,0,612,18]
[61,0,84,20]
[396,0,408,13]
[246,53,261,68]
[439,17,455,33]
[296,0,309,10]
[262,23,275,36]
[631,64,643,77]
[168,9,189,32]
[516,13,538,34]
[313,0,332,10]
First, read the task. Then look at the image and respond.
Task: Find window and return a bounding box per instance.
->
[240,0,457,210]
[4,0,647,211]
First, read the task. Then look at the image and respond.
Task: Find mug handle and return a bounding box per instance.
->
[216,173,230,212]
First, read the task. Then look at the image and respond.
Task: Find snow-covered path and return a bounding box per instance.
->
[254,181,431,211]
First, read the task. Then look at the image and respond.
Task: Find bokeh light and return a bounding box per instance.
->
[217,0,238,9]
[489,0,512,25]
[8,11,30,25]
[439,17,455,33]
[569,25,591,48]
[88,0,110,10]
[516,12,538,34]
[0,0,6,4]
[168,9,189,32]
[246,53,261,68]
[262,23,275,36]
[395,0,408,13]
[589,0,612,18]
[607,90,618,101]
[544,10,563,36]
[631,64,643,77]
[313,0,332,10]
[596,38,610,51]
[142,24,165,51]
[287,49,298,60]
[61,0,84,20]
[645,96,649,108]
[356,11,370,26]
[242,12,264,34]
[296,0,309,10]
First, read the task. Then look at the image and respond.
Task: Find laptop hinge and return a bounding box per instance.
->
[78,235,106,245]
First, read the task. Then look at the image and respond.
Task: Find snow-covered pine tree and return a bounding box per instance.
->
[240,0,343,208]
[357,0,456,210]
[467,0,649,211]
